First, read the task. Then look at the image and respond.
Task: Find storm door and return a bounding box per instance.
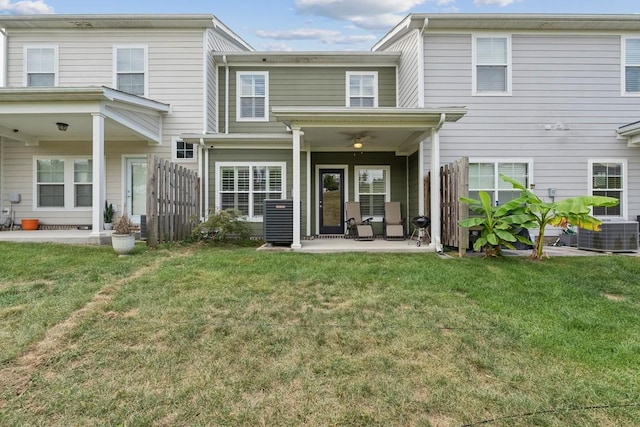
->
[319,169,345,234]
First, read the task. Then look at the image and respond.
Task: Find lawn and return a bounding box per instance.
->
[0,242,639,426]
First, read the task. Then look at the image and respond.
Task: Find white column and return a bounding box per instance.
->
[429,127,441,252]
[418,140,425,216]
[291,126,302,249]
[90,113,106,236]
[306,149,311,237]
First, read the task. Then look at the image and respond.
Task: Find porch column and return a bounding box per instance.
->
[90,113,106,236]
[429,125,442,252]
[291,126,302,249]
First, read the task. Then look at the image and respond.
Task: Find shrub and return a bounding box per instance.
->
[191,209,252,243]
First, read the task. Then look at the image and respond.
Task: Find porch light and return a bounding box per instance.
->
[353,138,363,149]
[56,122,69,132]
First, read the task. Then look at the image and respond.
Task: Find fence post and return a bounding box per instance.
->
[146,155,159,248]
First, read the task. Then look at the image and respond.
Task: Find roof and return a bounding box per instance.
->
[374,13,640,51]
[0,14,253,51]
[212,51,401,66]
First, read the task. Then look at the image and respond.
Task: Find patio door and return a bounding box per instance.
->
[319,169,345,234]
[125,157,147,224]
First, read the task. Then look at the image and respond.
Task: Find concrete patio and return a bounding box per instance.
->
[0,229,111,245]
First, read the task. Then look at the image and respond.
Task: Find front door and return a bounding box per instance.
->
[125,157,147,224]
[319,169,345,234]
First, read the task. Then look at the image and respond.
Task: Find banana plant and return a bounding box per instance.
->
[499,174,619,260]
[459,191,537,257]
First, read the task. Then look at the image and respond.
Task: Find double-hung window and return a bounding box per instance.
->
[346,72,378,107]
[623,38,640,94]
[355,166,389,220]
[25,46,57,87]
[216,162,285,220]
[474,36,511,95]
[468,160,531,206]
[35,157,93,209]
[114,46,147,96]
[590,160,625,217]
[237,72,269,121]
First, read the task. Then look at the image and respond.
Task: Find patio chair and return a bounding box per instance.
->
[345,201,374,241]
[383,202,405,240]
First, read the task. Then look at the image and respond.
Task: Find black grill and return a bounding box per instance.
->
[411,216,430,229]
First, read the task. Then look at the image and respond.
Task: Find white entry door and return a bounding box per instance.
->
[125,157,147,224]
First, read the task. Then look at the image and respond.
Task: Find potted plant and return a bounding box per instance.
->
[111,211,135,255]
[103,201,114,230]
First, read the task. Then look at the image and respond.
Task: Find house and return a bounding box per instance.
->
[0,14,251,242]
[373,14,640,239]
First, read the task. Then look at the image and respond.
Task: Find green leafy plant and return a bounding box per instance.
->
[459,191,535,257]
[192,209,252,243]
[500,174,619,260]
[103,201,114,223]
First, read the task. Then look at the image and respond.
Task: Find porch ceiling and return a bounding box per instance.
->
[0,87,170,145]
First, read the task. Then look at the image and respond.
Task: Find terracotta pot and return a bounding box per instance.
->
[21,218,39,230]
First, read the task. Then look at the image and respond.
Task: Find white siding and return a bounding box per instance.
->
[386,30,421,108]
[424,32,640,218]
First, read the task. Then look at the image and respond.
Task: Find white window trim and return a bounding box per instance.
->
[354,165,390,222]
[621,36,640,96]
[32,156,93,212]
[215,161,286,222]
[113,44,149,97]
[472,34,512,96]
[588,158,627,220]
[23,44,59,87]
[468,158,534,200]
[236,71,269,122]
[171,137,197,163]
[346,71,379,107]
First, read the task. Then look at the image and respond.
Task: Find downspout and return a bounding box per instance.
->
[1,28,8,87]
[430,113,446,253]
[223,54,229,134]
[198,138,208,220]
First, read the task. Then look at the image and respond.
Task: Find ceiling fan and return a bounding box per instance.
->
[343,132,373,149]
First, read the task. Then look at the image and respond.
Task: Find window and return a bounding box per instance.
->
[237,72,269,121]
[173,139,195,162]
[114,46,147,96]
[355,166,390,220]
[216,162,285,220]
[590,160,624,217]
[468,160,531,206]
[347,72,378,107]
[25,46,57,87]
[35,157,93,209]
[623,38,640,94]
[474,36,511,95]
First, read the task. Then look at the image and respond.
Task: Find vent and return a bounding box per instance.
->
[263,199,293,245]
[577,221,639,252]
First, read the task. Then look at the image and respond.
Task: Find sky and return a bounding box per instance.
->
[0,0,639,51]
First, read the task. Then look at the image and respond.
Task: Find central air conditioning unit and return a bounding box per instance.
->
[577,221,639,252]
[263,199,293,245]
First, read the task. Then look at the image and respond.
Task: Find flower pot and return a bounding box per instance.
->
[111,233,135,255]
[21,218,39,230]
[104,222,113,231]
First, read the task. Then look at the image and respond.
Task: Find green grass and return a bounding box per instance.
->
[1,243,639,426]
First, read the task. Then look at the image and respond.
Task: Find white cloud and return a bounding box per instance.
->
[260,42,294,52]
[0,0,54,14]
[474,0,521,6]
[256,28,376,45]
[294,0,454,30]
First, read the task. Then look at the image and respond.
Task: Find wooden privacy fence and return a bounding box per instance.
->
[425,157,469,256]
[146,155,200,248]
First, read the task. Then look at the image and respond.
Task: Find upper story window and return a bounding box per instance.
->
[469,159,532,206]
[347,72,378,107]
[237,72,269,121]
[590,160,625,217]
[623,38,640,95]
[114,46,147,96]
[355,166,389,220]
[25,46,58,87]
[473,36,511,95]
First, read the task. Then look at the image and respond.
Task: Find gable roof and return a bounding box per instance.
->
[373,13,640,51]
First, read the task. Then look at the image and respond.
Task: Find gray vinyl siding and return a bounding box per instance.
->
[220,66,397,134]
[387,30,422,108]
[408,151,420,221]
[207,148,307,236]
[424,32,640,218]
